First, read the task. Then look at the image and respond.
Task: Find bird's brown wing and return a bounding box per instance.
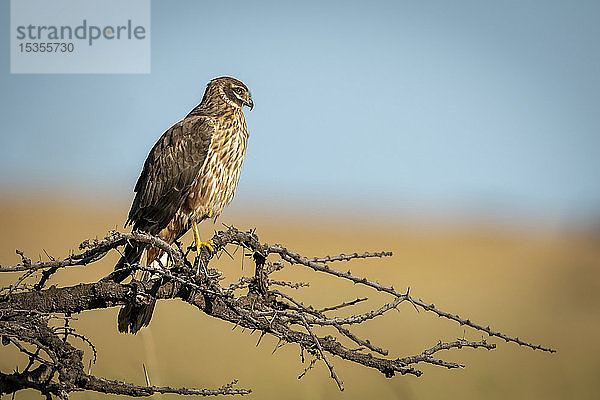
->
[126,116,214,234]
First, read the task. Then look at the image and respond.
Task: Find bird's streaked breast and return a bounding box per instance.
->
[184,110,248,223]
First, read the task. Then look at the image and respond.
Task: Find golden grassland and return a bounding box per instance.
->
[1,195,599,399]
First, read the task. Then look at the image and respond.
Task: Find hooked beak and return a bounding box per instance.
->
[245,96,254,110]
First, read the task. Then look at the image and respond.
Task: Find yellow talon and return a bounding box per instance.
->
[192,221,214,253]
[199,239,214,253]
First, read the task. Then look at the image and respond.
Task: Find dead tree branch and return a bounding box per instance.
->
[0,226,555,397]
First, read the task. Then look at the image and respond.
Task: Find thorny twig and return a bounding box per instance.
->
[398,339,497,368]
[267,243,556,353]
[319,297,368,313]
[0,226,555,397]
[299,313,344,391]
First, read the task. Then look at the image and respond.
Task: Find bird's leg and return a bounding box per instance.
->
[192,220,214,253]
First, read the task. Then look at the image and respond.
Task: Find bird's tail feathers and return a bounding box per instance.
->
[118,300,156,334]
[114,242,157,334]
[113,242,145,283]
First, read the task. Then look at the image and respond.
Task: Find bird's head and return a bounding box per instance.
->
[208,76,253,111]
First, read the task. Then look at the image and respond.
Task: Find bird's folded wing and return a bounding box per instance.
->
[126,116,214,233]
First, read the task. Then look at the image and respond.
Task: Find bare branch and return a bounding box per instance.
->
[299,313,344,391]
[309,251,393,263]
[0,226,555,398]
[1,231,184,274]
[83,376,251,397]
[319,297,368,313]
[267,243,556,353]
[399,339,496,369]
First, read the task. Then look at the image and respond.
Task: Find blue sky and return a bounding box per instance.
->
[1,0,599,224]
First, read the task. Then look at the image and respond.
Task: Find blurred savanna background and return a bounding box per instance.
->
[1,1,599,399]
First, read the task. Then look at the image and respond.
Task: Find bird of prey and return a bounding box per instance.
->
[115,76,253,334]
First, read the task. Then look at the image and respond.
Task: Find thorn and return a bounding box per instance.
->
[272,338,283,354]
[42,249,55,261]
[222,246,235,260]
[256,332,266,347]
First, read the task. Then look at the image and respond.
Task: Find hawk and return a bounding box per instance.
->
[115,76,253,334]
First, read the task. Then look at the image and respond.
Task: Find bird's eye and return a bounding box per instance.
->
[233,87,244,94]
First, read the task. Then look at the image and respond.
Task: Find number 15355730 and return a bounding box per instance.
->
[19,42,74,52]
